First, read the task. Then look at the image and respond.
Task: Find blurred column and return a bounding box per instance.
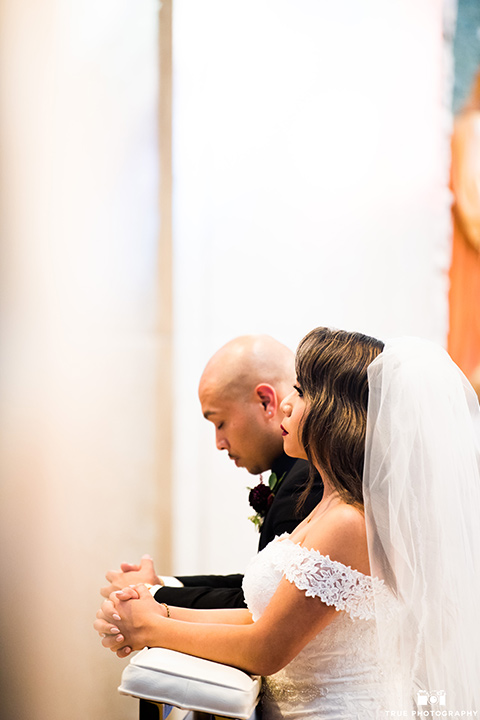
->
[0,1,171,718]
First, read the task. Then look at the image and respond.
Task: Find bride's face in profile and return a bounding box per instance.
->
[280,382,308,460]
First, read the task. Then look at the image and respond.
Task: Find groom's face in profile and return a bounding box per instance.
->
[199,382,282,475]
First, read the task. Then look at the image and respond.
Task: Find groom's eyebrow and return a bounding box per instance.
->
[203,410,216,419]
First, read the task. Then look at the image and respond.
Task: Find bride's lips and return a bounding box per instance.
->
[280,424,288,436]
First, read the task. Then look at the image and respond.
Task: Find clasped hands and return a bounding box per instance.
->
[94,554,166,658]
[100,553,163,598]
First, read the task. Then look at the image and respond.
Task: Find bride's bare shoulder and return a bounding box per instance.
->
[302,502,370,575]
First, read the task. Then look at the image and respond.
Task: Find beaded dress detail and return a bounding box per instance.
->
[242,534,389,719]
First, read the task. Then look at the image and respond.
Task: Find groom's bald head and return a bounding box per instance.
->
[198,335,295,474]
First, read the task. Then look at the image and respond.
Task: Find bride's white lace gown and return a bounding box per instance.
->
[242,534,388,720]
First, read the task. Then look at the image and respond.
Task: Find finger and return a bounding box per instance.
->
[94,616,122,635]
[116,646,132,659]
[116,586,140,602]
[103,598,122,621]
[135,583,153,600]
[96,607,120,624]
[100,584,113,599]
[139,555,156,576]
[101,634,125,650]
[120,562,141,572]
[105,569,120,582]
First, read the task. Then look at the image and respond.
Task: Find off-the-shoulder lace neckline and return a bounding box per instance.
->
[275,532,374,582]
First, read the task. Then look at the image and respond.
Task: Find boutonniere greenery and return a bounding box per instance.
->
[248,471,286,530]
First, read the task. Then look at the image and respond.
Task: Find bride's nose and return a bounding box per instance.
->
[280,392,294,416]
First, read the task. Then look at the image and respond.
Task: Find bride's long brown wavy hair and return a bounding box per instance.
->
[296,327,384,506]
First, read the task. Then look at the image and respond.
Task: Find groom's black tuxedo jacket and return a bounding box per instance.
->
[153,453,324,609]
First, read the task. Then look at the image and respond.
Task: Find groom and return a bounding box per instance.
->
[101,335,323,608]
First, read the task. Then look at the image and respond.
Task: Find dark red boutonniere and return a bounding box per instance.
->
[248,471,286,530]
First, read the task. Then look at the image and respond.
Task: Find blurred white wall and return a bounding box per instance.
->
[172,0,454,576]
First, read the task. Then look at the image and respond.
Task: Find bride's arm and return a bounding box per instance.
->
[95,588,253,631]
[95,506,368,674]
[167,605,254,624]
[98,578,338,675]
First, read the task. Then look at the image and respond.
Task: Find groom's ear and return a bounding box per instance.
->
[255,384,277,419]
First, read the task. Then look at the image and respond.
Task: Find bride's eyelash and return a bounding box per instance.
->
[293,384,304,397]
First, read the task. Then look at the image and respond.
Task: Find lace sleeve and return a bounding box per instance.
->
[281,542,385,621]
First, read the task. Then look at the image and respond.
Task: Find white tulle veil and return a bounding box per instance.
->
[363,337,480,713]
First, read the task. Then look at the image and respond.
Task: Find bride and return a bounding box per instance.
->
[95,327,480,718]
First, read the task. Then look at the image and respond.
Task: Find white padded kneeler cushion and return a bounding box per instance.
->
[118,647,261,719]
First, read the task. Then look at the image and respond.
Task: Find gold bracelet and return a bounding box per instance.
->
[160,602,170,618]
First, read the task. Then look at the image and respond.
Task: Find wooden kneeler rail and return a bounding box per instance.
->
[139,699,245,720]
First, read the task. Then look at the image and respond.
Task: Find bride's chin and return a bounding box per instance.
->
[283,439,307,461]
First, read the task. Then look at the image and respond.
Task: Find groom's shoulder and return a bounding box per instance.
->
[277,458,323,501]
[275,457,310,492]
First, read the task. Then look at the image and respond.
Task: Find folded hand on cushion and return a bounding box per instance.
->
[94,584,168,659]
